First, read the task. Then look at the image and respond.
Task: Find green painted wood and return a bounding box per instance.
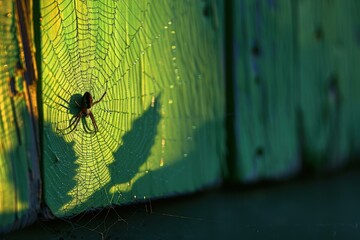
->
[232,0,299,181]
[2,0,360,234]
[0,0,39,232]
[41,0,225,217]
[298,0,360,169]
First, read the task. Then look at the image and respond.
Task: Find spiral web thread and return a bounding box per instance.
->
[41,0,223,218]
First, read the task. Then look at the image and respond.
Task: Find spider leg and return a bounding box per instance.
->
[93,81,108,106]
[89,111,99,133]
[55,94,71,110]
[56,112,82,134]
[62,115,82,135]
[82,118,96,134]
[56,94,71,105]
[92,91,106,106]
[55,102,70,111]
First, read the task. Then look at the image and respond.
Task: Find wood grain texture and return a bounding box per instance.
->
[0,0,39,233]
[232,0,299,181]
[298,0,360,169]
[231,0,360,179]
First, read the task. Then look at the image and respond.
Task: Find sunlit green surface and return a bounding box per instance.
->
[0,0,35,231]
[41,0,224,217]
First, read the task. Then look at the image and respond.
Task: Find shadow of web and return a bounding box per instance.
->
[107,95,162,201]
[5,112,223,239]
[42,121,78,215]
[57,119,221,240]
[71,95,162,212]
[0,148,37,233]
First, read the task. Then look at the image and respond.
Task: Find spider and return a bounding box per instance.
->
[57,91,106,135]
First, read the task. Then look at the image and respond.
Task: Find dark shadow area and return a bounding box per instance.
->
[4,160,360,239]
[223,0,238,180]
[55,93,83,115]
[2,117,223,238]
[41,122,78,216]
[71,96,162,212]
[129,119,222,198]
[109,97,161,185]
[0,90,38,233]
[0,146,35,233]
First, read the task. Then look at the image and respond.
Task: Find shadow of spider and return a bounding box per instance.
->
[56,91,106,135]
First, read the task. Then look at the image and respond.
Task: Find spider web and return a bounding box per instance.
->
[41,0,224,218]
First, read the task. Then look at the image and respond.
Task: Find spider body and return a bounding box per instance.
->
[82,92,93,116]
[57,91,106,135]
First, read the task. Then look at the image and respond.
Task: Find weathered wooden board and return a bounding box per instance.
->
[231,0,360,179]
[298,0,360,169]
[3,0,360,234]
[232,0,299,181]
[0,0,39,232]
[41,0,225,217]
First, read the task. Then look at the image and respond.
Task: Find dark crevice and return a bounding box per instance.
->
[255,146,264,157]
[224,0,238,180]
[251,40,261,57]
[202,2,211,17]
[33,0,50,220]
[314,26,324,41]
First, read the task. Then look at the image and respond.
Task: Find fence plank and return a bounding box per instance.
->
[232,0,299,181]
[40,0,225,217]
[0,0,39,232]
[298,0,360,168]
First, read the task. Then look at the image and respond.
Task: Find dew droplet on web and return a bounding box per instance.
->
[160,158,164,167]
